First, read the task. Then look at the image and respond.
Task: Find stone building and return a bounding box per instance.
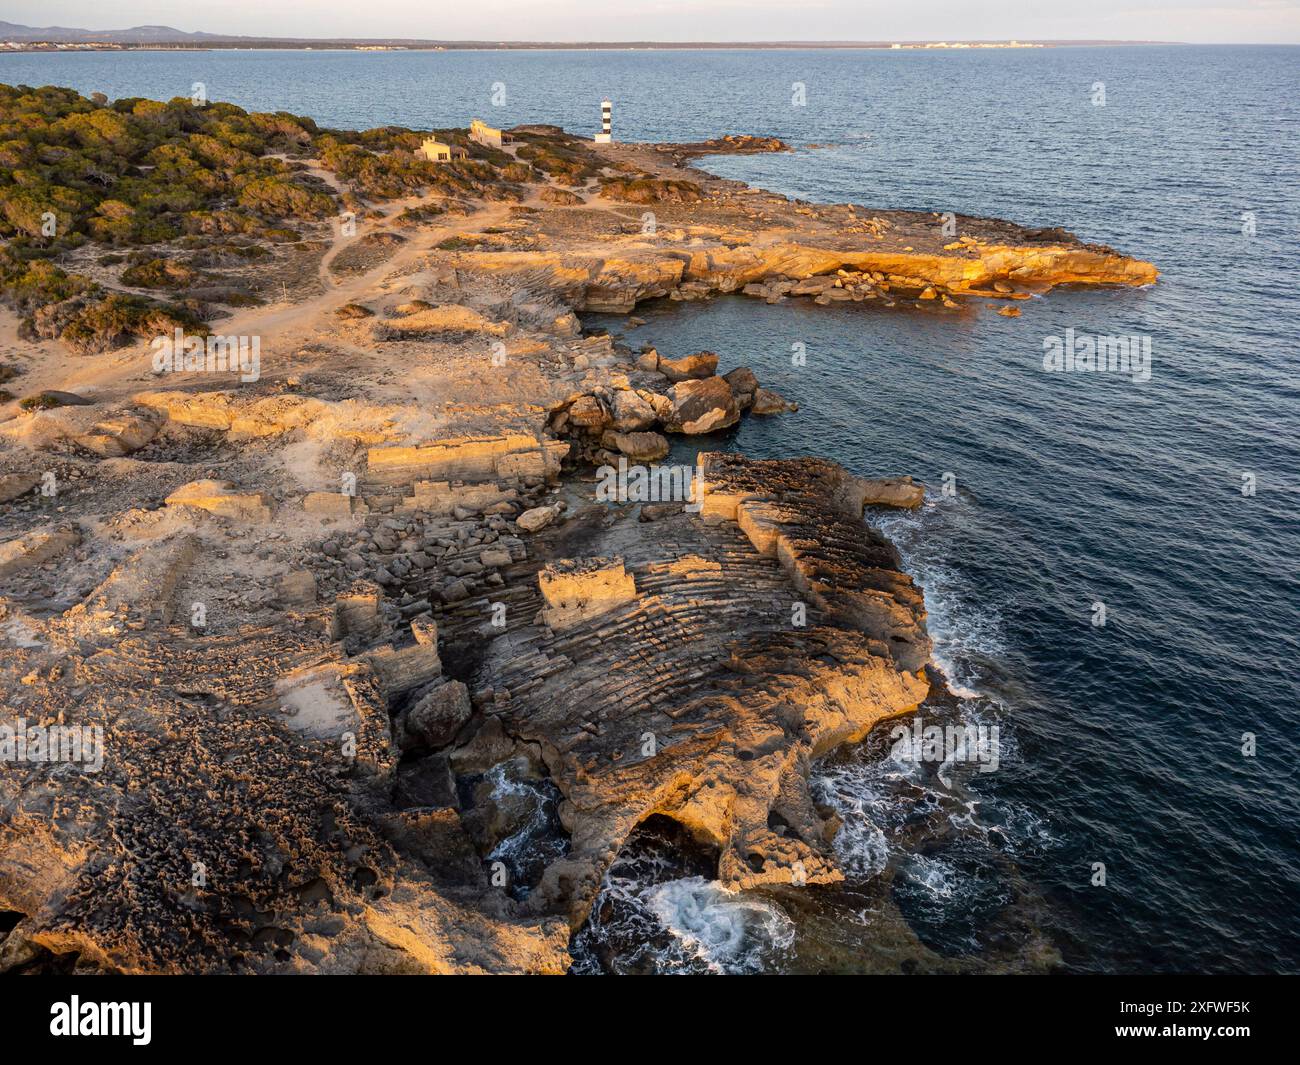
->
[469,118,513,149]
[416,138,467,163]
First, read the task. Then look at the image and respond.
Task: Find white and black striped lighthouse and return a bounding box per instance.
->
[595,99,612,143]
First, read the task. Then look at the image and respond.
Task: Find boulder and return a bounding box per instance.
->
[394,753,459,808]
[657,351,719,382]
[789,275,839,295]
[441,578,472,602]
[722,366,759,410]
[663,377,739,435]
[600,430,670,462]
[516,505,559,533]
[645,392,675,422]
[401,680,472,749]
[609,389,657,431]
[537,557,638,631]
[76,411,161,457]
[165,480,272,522]
[277,570,318,608]
[750,387,797,415]
[856,476,926,509]
[566,395,609,432]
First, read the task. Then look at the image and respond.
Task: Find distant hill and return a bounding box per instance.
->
[0,22,235,43]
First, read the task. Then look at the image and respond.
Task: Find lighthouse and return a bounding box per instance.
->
[594,100,612,143]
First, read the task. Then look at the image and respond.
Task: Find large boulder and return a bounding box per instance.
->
[657,351,719,382]
[601,430,670,462]
[516,505,560,533]
[76,410,161,457]
[400,680,473,749]
[663,377,739,435]
[609,389,657,431]
[856,476,926,509]
[566,395,609,432]
[722,366,759,410]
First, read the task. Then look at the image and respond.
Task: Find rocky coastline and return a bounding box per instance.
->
[0,88,1157,973]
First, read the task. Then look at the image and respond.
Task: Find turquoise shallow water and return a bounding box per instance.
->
[6,44,1297,972]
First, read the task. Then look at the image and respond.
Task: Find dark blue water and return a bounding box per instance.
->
[8,44,1297,973]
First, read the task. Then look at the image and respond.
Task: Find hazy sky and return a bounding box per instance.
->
[7,0,1300,44]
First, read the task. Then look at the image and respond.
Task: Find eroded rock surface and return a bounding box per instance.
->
[0,113,1156,973]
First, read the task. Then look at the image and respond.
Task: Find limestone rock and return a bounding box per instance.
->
[394,754,459,808]
[75,410,161,457]
[400,680,472,749]
[0,473,40,505]
[277,570,317,608]
[663,376,739,435]
[857,475,925,509]
[722,366,759,410]
[608,389,657,431]
[600,430,670,462]
[0,527,79,579]
[304,491,368,519]
[537,557,638,631]
[657,351,719,382]
[165,480,272,523]
[566,395,609,432]
[750,387,797,415]
[516,505,559,533]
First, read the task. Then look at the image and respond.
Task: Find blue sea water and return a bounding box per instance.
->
[5,44,1297,973]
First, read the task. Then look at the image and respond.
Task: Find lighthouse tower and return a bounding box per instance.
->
[594,100,612,143]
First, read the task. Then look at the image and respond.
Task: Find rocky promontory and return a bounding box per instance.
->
[0,87,1157,973]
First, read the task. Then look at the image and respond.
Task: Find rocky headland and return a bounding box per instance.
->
[0,86,1156,973]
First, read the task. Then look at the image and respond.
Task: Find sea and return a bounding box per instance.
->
[5,43,1296,974]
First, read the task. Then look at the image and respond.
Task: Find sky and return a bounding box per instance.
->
[5,0,1299,44]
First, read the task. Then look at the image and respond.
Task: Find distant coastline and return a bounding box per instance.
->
[3,41,1190,53]
[0,27,1185,54]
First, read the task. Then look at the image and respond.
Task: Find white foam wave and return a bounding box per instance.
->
[874,494,1006,700]
[904,853,958,899]
[644,877,795,974]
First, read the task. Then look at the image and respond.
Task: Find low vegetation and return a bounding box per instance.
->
[0,84,578,354]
